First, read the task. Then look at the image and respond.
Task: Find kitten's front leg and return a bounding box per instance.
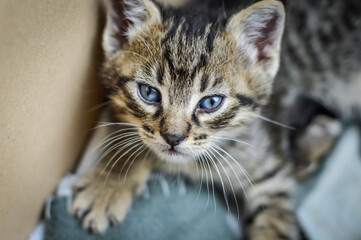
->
[244,166,300,240]
[71,159,152,233]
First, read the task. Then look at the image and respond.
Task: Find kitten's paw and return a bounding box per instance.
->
[247,208,299,240]
[72,168,142,233]
[294,115,342,180]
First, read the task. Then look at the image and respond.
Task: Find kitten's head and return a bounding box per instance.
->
[101,0,285,163]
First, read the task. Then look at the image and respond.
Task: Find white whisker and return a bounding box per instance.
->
[177,159,181,186]
[138,36,160,69]
[98,137,141,171]
[196,156,205,201]
[118,62,143,70]
[140,149,151,164]
[87,128,139,162]
[122,145,147,183]
[210,53,240,77]
[207,149,240,221]
[99,131,138,151]
[94,122,140,129]
[211,136,255,148]
[200,155,210,208]
[96,131,139,155]
[121,50,149,62]
[203,150,231,215]
[252,113,295,130]
[96,135,140,166]
[211,143,258,200]
[201,154,217,212]
[119,143,145,177]
[99,137,142,176]
[88,101,111,113]
[209,145,249,209]
[104,141,144,184]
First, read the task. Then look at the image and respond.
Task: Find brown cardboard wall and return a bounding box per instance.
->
[0,0,103,239]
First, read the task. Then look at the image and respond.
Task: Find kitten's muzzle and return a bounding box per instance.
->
[161,133,187,147]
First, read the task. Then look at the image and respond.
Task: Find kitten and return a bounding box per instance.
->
[268,0,361,163]
[72,0,360,239]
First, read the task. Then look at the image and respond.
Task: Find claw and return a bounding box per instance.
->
[75,209,85,219]
[109,215,118,226]
[74,186,85,194]
[90,220,98,234]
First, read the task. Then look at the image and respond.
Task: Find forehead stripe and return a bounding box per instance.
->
[206,23,218,52]
[200,73,210,92]
[156,67,163,85]
[212,77,222,88]
[163,46,175,72]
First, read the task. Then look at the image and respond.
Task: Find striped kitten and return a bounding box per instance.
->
[71,0,360,239]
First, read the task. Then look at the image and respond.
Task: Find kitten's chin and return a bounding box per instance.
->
[157,149,194,164]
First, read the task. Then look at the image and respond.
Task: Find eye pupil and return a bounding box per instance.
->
[145,86,151,96]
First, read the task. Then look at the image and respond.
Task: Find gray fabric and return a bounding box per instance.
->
[296,126,361,240]
[44,176,238,240]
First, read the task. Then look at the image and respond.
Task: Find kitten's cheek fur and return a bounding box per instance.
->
[71,160,152,233]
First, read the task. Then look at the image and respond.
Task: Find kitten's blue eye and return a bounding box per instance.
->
[199,96,223,112]
[139,84,161,103]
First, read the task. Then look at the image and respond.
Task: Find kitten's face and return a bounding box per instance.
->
[102,0,285,163]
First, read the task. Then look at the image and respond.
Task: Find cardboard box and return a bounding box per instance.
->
[0,1,104,239]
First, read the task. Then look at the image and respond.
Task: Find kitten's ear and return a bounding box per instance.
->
[226,0,285,77]
[103,0,162,58]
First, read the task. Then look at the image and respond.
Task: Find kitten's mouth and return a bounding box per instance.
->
[162,144,189,157]
[157,145,194,163]
[163,148,182,156]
